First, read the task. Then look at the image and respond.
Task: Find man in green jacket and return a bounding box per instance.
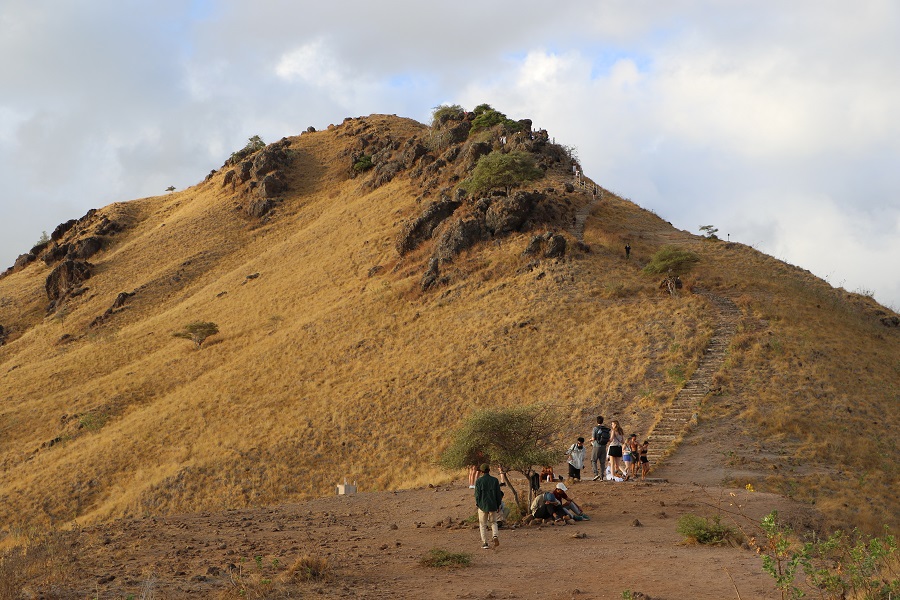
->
[474,463,504,549]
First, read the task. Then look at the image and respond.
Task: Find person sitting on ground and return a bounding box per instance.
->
[530,490,569,524]
[540,465,556,482]
[552,482,589,520]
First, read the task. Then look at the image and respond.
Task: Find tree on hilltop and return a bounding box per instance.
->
[463,150,544,196]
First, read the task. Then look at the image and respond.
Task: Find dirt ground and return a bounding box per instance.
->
[22,448,819,600]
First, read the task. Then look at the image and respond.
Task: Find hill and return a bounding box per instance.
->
[0,106,898,550]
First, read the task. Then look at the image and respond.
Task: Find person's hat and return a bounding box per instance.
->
[479,463,490,473]
[556,482,568,491]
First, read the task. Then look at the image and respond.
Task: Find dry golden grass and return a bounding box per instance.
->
[0,114,897,537]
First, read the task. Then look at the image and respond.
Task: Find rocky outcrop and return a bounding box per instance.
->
[90,291,135,328]
[220,140,293,217]
[0,324,7,346]
[522,231,568,259]
[45,259,92,310]
[396,198,462,255]
[485,191,543,235]
[71,237,103,260]
[434,216,487,262]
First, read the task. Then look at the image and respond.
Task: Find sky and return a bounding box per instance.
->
[1,0,898,309]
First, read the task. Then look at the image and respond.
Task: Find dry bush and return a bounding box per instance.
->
[284,555,332,583]
[0,530,79,599]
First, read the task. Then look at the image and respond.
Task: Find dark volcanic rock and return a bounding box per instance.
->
[421,258,441,291]
[544,234,567,258]
[396,199,462,255]
[252,142,290,177]
[71,236,103,260]
[0,324,7,346]
[434,216,486,262]
[45,259,92,305]
[247,199,274,218]
[238,160,253,183]
[485,191,542,235]
[51,219,77,242]
[257,173,286,198]
[42,243,71,265]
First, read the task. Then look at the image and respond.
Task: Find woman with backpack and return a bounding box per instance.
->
[607,420,625,480]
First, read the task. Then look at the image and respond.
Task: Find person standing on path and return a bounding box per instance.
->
[565,437,586,481]
[591,416,611,480]
[607,421,625,479]
[474,463,503,549]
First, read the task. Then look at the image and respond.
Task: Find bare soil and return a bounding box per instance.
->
[27,451,818,600]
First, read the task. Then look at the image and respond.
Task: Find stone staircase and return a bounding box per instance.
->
[644,290,741,465]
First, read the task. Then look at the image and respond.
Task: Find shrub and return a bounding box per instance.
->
[677,514,742,545]
[353,154,373,172]
[463,150,543,196]
[172,321,219,349]
[419,549,471,568]
[228,135,265,165]
[643,246,700,276]
[285,555,332,582]
[469,104,522,135]
[431,104,465,127]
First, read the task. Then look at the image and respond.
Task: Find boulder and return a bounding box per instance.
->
[94,216,123,236]
[42,243,70,265]
[247,199,274,218]
[0,324,6,346]
[45,259,92,303]
[421,258,441,291]
[485,191,542,235]
[238,160,253,183]
[544,234,567,258]
[51,219,77,242]
[257,173,287,198]
[396,198,462,255]
[252,142,290,177]
[71,237,103,260]
[222,170,236,187]
[434,216,486,262]
[13,253,35,270]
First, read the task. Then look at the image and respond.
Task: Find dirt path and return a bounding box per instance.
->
[25,470,816,600]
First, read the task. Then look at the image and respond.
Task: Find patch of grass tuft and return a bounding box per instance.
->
[419,548,472,568]
[677,514,743,546]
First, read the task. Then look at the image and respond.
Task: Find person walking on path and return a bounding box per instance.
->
[474,463,503,549]
[591,416,611,480]
[607,421,625,480]
[565,437,586,481]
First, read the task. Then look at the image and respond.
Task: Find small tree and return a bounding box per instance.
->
[643,245,700,276]
[228,135,266,165]
[464,150,543,196]
[172,321,219,349]
[440,404,560,508]
[699,225,719,240]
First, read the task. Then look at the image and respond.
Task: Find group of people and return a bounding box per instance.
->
[569,416,650,482]
[470,415,651,550]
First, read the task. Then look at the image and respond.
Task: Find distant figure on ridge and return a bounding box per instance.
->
[625,243,631,259]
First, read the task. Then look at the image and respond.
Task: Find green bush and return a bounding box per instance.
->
[469,104,522,135]
[172,321,220,349]
[677,514,742,545]
[353,154,373,172]
[643,246,700,276]
[463,150,543,196]
[431,104,465,127]
[228,135,265,165]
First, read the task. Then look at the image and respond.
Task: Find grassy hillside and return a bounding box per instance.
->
[0,111,897,537]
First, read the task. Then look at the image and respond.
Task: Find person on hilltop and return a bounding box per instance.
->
[607,420,625,480]
[474,463,503,550]
[565,437,587,481]
[591,416,612,481]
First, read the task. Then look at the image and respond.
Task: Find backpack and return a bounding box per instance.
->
[597,425,611,446]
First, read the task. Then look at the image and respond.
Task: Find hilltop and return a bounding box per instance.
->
[0,104,897,561]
